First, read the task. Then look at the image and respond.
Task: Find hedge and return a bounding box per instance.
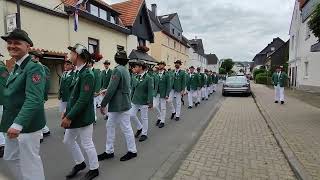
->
[253,69,266,78]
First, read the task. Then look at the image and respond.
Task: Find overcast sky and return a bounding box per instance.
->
[106,0,294,61]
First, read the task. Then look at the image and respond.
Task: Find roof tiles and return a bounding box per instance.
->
[111,0,144,27]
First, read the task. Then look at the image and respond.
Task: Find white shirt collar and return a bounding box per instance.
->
[76,63,86,71]
[140,71,146,77]
[159,70,164,74]
[15,54,29,66]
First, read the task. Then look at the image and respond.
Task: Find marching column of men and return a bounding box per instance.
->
[0,29,220,180]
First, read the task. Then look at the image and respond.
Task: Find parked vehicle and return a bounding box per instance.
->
[222,76,251,96]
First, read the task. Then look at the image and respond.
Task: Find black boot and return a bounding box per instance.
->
[158,123,165,128]
[139,135,148,142]
[80,169,99,180]
[170,113,176,120]
[135,129,142,138]
[156,120,161,126]
[175,117,180,121]
[120,152,137,161]
[0,146,4,158]
[275,101,279,103]
[66,162,86,178]
[281,101,285,104]
[98,152,114,161]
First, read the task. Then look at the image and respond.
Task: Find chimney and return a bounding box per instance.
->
[151,4,157,16]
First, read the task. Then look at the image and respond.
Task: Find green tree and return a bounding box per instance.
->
[221,59,234,73]
[308,3,320,41]
[219,67,226,74]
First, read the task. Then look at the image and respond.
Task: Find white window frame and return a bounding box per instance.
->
[304,61,309,78]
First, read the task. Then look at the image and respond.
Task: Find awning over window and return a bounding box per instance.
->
[129,50,158,65]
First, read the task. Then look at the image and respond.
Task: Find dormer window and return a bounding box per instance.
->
[90,4,99,16]
[172,28,175,35]
[100,9,107,20]
[87,3,118,24]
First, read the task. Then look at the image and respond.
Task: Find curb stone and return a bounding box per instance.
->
[252,92,313,180]
[149,97,225,180]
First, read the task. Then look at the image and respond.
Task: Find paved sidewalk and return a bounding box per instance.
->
[173,97,295,180]
[45,98,59,109]
[252,84,320,180]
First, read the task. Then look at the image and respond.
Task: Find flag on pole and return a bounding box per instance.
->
[73,0,88,32]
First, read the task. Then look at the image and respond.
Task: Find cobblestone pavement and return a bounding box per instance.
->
[173,97,296,180]
[252,84,320,180]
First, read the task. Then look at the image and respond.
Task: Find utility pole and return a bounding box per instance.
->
[16,0,21,29]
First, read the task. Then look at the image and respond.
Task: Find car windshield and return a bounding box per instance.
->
[226,77,247,83]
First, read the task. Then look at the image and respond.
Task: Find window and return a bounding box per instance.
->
[100,9,107,20]
[178,33,181,37]
[174,41,176,49]
[110,15,115,24]
[88,38,99,54]
[305,24,311,40]
[140,16,143,24]
[167,38,170,46]
[90,4,99,17]
[304,62,309,77]
[271,47,275,51]
[172,28,175,35]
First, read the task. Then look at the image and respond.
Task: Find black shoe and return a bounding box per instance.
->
[120,152,137,161]
[105,116,108,120]
[135,129,142,138]
[195,102,199,107]
[175,117,180,121]
[43,131,50,137]
[188,106,192,109]
[80,169,99,180]
[170,113,176,120]
[281,101,285,104]
[158,123,165,128]
[0,146,4,158]
[40,138,44,144]
[275,101,279,104]
[202,98,205,101]
[139,135,148,142]
[156,120,161,126]
[206,98,208,101]
[66,162,86,178]
[98,152,114,161]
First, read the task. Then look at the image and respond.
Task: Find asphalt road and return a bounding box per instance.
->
[0,87,223,180]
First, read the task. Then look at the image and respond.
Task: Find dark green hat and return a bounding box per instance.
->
[1,29,33,47]
[174,60,182,65]
[157,61,166,66]
[115,50,129,60]
[189,66,195,69]
[68,43,91,62]
[29,51,43,58]
[103,60,110,65]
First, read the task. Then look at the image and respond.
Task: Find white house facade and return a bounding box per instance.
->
[289,0,320,92]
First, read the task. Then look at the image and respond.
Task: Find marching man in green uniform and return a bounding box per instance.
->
[153,61,171,128]
[203,69,209,100]
[186,66,200,109]
[168,60,186,121]
[212,71,218,92]
[207,70,213,96]
[130,61,153,142]
[98,48,138,162]
[62,44,99,180]
[100,60,112,120]
[0,29,46,180]
[87,60,101,122]
[58,59,75,115]
[29,51,51,141]
[0,52,8,158]
[272,66,288,104]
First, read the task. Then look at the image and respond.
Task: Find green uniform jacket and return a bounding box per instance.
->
[172,70,186,92]
[92,68,101,93]
[0,56,46,133]
[212,75,219,84]
[0,61,9,105]
[101,69,112,90]
[168,70,175,90]
[65,67,95,129]
[130,74,138,100]
[147,71,155,98]
[152,72,159,97]
[132,73,154,105]
[207,74,212,86]
[42,64,50,101]
[154,71,171,98]
[101,65,132,112]
[198,73,205,88]
[272,72,288,87]
[187,73,200,91]
[59,71,75,102]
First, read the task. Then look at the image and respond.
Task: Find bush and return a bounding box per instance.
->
[253,69,266,78]
[255,74,268,85]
